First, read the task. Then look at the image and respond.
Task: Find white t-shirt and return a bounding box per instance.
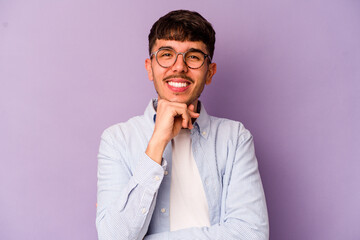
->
[170,129,211,231]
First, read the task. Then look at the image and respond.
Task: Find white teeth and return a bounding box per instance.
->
[168,81,188,88]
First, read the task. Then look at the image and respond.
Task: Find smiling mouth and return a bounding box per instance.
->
[167,81,189,88]
[163,74,193,92]
[165,79,191,92]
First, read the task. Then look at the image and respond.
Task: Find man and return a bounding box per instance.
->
[96,10,269,240]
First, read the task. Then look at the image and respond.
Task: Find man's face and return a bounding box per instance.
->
[145,39,216,107]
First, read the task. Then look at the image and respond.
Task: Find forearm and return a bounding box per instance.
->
[97,182,157,240]
[97,153,166,240]
[96,130,167,240]
[144,220,269,240]
[145,135,167,165]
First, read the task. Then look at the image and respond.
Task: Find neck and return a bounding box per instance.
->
[192,100,199,113]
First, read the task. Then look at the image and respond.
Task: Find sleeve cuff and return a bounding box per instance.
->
[132,152,168,192]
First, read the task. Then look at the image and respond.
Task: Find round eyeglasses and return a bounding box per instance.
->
[150,48,211,69]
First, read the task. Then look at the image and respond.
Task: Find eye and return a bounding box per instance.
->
[188,55,200,60]
[186,52,203,61]
[158,49,175,58]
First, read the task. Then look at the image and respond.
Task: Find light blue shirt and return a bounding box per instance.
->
[96,99,269,240]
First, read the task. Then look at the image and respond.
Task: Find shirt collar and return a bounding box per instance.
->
[144,98,211,139]
[144,99,157,127]
[192,100,210,139]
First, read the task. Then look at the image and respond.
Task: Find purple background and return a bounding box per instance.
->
[1,1,359,239]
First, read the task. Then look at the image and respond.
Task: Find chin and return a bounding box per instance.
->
[174,98,193,105]
[159,94,195,106]
[164,96,187,103]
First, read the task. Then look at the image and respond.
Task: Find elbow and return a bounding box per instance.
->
[96,212,135,240]
[223,218,269,240]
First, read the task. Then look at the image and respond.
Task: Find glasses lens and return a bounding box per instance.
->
[185,51,205,68]
[155,49,206,69]
[156,49,176,67]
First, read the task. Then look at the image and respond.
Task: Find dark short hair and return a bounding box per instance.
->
[148,10,216,59]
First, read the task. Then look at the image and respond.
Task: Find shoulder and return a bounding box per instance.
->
[209,115,252,144]
[101,115,147,143]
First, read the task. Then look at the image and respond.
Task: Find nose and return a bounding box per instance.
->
[171,53,188,72]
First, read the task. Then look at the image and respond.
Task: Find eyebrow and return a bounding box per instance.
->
[188,48,206,54]
[158,46,206,54]
[158,46,174,50]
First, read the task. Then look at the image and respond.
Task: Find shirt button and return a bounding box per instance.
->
[161,208,166,213]
[141,208,147,214]
[154,175,160,181]
[164,171,168,176]
[202,131,206,135]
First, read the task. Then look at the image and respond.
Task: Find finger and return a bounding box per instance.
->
[188,120,194,129]
[188,104,195,111]
[189,111,200,118]
[175,109,191,129]
[173,116,183,133]
[182,113,190,128]
[168,103,195,129]
[187,105,199,117]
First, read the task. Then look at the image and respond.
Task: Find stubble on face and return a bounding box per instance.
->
[151,67,205,106]
[163,74,194,83]
[146,40,215,107]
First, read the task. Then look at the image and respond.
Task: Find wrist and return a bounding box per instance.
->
[145,136,168,165]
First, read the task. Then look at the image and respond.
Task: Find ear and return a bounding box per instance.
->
[145,58,153,81]
[205,62,217,85]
